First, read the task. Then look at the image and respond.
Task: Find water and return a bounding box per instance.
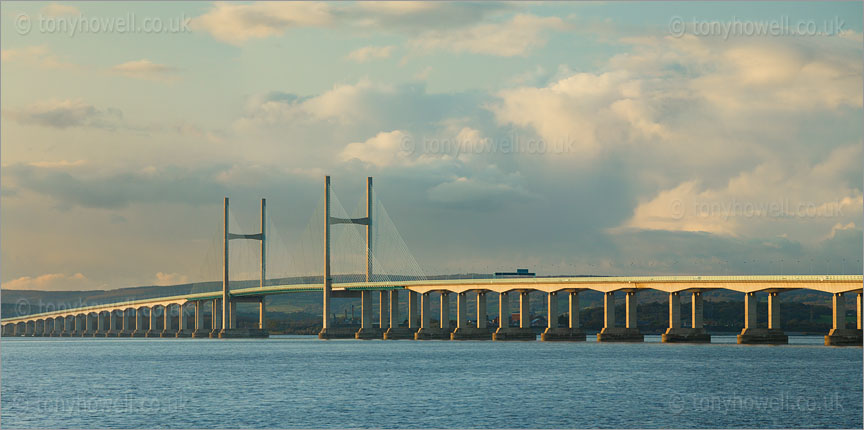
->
[1,335,861,429]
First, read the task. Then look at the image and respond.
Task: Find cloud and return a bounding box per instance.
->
[40,3,80,17]
[619,145,863,245]
[426,166,533,208]
[191,1,332,44]
[340,130,410,167]
[349,1,511,32]
[2,99,123,130]
[112,59,179,82]
[346,45,394,62]
[1,45,77,69]
[1,162,323,210]
[409,14,567,56]
[155,272,189,286]
[1,273,101,291]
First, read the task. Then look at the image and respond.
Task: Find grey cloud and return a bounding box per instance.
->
[3,101,123,130]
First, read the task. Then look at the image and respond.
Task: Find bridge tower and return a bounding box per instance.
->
[319,176,374,339]
[218,197,268,338]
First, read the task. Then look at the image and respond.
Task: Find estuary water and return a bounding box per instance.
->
[1,335,861,429]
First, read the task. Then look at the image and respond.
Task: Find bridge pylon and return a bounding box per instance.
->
[218,197,269,338]
[319,176,375,339]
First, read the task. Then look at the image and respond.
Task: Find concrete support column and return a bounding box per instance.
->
[519,291,530,329]
[97,313,106,333]
[54,318,64,336]
[109,311,118,333]
[75,315,84,335]
[744,293,757,329]
[408,291,419,328]
[259,299,266,330]
[179,305,188,331]
[692,292,704,329]
[603,292,615,329]
[63,316,72,336]
[456,293,468,328]
[858,293,862,331]
[767,292,780,330]
[86,313,96,335]
[476,291,487,329]
[389,290,399,328]
[825,291,862,346]
[569,291,580,329]
[195,302,204,331]
[379,291,389,330]
[361,291,372,329]
[229,301,237,329]
[832,293,846,330]
[164,306,171,331]
[547,292,558,329]
[211,299,221,334]
[440,292,450,329]
[499,292,510,328]
[625,291,637,329]
[421,292,431,328]
[669,292,681,329]
[739,292,787,344]
[134,308,146,336]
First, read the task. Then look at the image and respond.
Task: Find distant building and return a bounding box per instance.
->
[494,268,535,278]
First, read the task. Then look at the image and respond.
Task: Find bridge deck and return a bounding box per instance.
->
[2,275,861,324]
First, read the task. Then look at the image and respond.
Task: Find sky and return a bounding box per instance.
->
[1,1,862,291]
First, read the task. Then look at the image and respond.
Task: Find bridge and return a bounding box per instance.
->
[2,177,862,346]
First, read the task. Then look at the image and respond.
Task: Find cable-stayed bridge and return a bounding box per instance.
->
[2,177,861,346]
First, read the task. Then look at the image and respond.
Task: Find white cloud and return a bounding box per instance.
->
[340,130,410,167]
[346,45,394,62]
[191,1,332,44]
[112,59,179,82]
[410,14,567,56]
[1,45,77,69]
[155,272,189,286]
[2,273,101,291]
[427,166,532,207]
[619,145,864,244]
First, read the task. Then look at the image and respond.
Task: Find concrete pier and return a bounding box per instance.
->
[355,290,380,339]
[824,292,863,346]
[542,291,586,341]
[145,307,162,337]
[176,304,194,337]
[160,305,177,337]
[662,291,710,343]
[191,301,209,337]
[385,290,417,339]
[209,299,221,338]
[415,292,452,339]
[494,291,535,341]
[598,291,643,342]
[738,292,788,344]
[452,291,492,340]
[131,308,148,337]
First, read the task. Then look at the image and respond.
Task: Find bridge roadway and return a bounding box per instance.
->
[2,275,862,345]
